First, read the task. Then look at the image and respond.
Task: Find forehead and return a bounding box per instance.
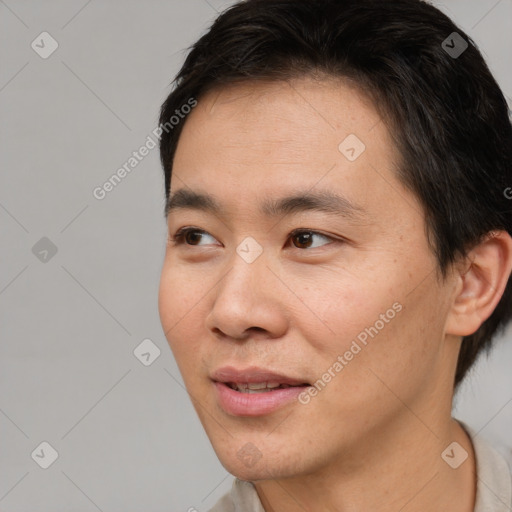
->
[177,77,386,161]
[170,77,410,221]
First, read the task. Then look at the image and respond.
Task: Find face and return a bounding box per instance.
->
[158,77,459,480]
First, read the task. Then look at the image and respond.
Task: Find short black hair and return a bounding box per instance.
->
[158,0,512,388]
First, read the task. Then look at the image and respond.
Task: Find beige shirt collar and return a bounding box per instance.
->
[461,422,512,511]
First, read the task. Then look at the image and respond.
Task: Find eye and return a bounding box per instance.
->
[288,229,335,249]
[169,227,336,250]
[169,227,217,246]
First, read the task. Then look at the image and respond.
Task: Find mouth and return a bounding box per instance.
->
[210,366,312,416]
[211,365,311,389]
[224,381,310,393]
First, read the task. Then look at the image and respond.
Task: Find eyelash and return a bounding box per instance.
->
[168,227,338,250]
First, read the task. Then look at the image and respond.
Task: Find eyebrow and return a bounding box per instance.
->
[165,188,367,222]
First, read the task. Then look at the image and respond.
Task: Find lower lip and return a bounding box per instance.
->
[213,381,309,416]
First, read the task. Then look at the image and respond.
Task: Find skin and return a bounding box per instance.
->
[158,76,512,512]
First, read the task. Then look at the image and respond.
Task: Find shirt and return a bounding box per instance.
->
[208,422,512,512]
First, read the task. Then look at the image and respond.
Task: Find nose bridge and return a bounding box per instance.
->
[220,237,271,302]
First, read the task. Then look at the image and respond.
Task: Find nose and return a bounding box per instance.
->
[205,250,289,341]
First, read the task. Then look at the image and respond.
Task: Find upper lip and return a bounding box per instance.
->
[211,366,310,385]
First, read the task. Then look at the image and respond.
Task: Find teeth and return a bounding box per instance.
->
[230,382,283,392]
[247,382,267,390]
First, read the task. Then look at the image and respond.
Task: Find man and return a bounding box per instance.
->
[157,1,512,510]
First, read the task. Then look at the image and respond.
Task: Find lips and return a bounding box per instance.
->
[210,365,311,415]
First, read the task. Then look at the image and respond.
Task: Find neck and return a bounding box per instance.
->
[253,416,476,512]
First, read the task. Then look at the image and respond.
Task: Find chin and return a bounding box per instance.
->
[219,457,291,482]
[211,436,309,482]
[224,463,268,481]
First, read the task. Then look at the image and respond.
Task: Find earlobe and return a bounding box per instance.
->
[446,230,512,337]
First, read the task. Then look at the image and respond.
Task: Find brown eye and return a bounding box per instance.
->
[290,230,333,249]
[184,230,204,245]
[171,228,217,246]
[292,231,314,249]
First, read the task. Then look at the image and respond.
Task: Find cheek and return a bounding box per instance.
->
[158,262,205,351]
[158,266,211,393]
[296,267,400,353]
[324,280,447,408]
[308,261,444,388]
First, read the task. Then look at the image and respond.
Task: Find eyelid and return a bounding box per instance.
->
[288,228,334,240]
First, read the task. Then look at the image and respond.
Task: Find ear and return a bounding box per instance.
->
[445,230,512,337]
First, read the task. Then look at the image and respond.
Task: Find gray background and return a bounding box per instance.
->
[0,0,511,510]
